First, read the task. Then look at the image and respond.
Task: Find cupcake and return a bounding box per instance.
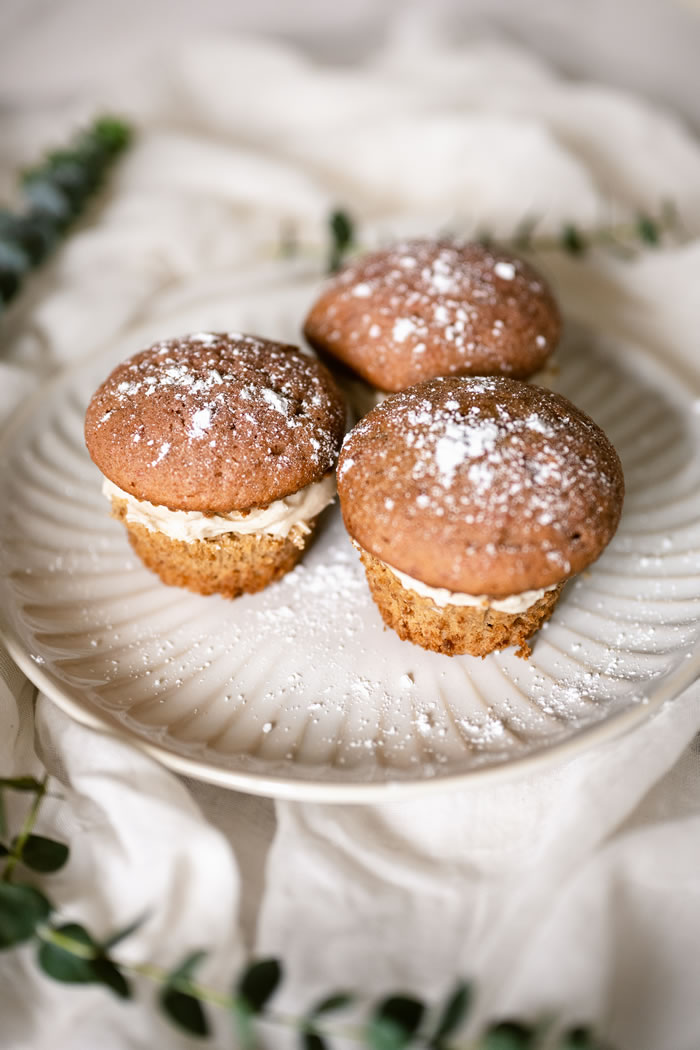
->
[337,376,624,658]
[85,332,346,598]
[304,239,561,414]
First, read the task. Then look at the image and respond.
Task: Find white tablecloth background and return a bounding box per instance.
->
[1,5,700,1049]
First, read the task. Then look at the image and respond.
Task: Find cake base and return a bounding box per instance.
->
[112,500,312,598]
[359,549,564,658]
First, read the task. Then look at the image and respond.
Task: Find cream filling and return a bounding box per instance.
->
[375,553,557,613]
[102,474,336,544]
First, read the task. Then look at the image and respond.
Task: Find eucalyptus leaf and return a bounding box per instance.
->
[237,957,282,1013]
[557,1026,603,1049]
[38,919,129,998]
[480,1020,536,1049]
[38,924,96,984]
[167,948,207,985]
[328,208,354,272]
[0,267,20,303]
[367,995,425,1050]
[560,224,586,255]
[0,882,51,948]
[431,981,472,1045]
[101,912,147,950]
[160,986,209,1037]
[231,997,255,1050]
[93,116,132,153]
[366,1015,410,1050]
[0,240,31,273]
[91,957,131,1000]
[636,214,659,245]
[18,834,69,873]
[22,178,73,222]
[302,1028,327,1050]
[311,992,355,1016]
[10,214,57,264]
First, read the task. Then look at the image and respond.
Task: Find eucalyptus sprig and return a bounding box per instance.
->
[324,202,683,274]
[0,774,613,1050]
[0,115,132,315]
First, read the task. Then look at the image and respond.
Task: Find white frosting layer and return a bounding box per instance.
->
[379,556,557,613]
[103,475,336,544]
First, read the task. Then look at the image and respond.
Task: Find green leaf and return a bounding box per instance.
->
[38,922,132,999]
[9,214,58,264]
[0,267,21,303]
[0,776,45,792]
[160,987,209,1037]
[0,239,31,274]
[160,950,209,1035]
[311,992,355,1016]
[480,1020,536,1050]
[92,116,132,154]
[367,995,425,1050]
[18,834,69,873]
[302,1029,328,1050]
[0,790,5,839]
[101,912,147,950]
[231,998,255,1050]
[168,948,207,984]
[0,882,51,948]
[636,214,659,245]
[328,208,355,273]
[237,957,282,1013]
[38,923,97,983]
[22,178,73,222]
[560,224,586,256]
[556,1027,604,1049]
[431,981,472,1045]
[91,956,131,999]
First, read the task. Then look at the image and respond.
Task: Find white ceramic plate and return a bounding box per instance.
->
[2,274,700,801]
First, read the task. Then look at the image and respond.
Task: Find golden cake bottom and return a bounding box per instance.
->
[112,499,312,599]
[360,548,565,658]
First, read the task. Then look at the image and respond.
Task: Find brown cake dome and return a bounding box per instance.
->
[337,376,624,657]
[85,332,346,598]
[304,239,561,412]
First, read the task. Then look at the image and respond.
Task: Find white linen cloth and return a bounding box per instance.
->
[1,12,700,1050]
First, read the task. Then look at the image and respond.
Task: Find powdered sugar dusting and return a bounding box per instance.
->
[87,332,346,509]
[308,240,559,386]
[339,375,624,589]
[188,407,212,439]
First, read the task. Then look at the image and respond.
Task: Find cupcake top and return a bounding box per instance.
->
[304,239,561,392]
[85,332,346,513]
[337,376,624,597]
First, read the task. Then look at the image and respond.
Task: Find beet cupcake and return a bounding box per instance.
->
[337,376,624,657]
[85,332,346,598]
[304,239,561,414]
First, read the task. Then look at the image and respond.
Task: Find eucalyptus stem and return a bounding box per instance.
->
[278,203,684,274]
[36,923,95,958]
[1,774,47,882]
[0,115,132,316]
[0,769,611,1050]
